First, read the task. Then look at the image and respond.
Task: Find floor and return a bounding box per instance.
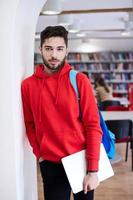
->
[37,143,133,200]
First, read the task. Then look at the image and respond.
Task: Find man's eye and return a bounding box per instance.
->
[57,48,63,51]
[45,47,52,51]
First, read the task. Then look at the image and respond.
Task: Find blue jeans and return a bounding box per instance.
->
[39,160,94,200]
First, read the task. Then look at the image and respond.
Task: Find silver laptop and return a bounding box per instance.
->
[61,144,114,194]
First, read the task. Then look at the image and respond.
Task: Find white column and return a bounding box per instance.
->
[0,0,45,199]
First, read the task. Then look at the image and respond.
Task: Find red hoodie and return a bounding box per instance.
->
[21,62,102,171]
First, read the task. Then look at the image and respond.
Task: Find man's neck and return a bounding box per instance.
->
[44,66,54,74]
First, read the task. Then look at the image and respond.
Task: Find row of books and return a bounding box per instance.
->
[111,52,133,61]
[95,73,133,80]
[68,52,133,62]
[71,63,133,71]
[34,52,133,65]
[90,73,133,82]
[33,53,131,98]
[110,63,133,71]
[112,83,128,91]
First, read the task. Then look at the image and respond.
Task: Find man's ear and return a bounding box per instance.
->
[39,46,42,55]
[66,49,68,57]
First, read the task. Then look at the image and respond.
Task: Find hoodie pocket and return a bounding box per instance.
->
[39,130,85,157]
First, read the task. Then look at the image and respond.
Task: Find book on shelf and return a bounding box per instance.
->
[129,52,133,60]
[100,52,112,61]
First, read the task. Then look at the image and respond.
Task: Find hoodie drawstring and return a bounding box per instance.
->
[55,74,62,105]
[39,76,61,122]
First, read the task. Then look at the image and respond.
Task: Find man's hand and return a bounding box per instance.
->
[83,172,99,194]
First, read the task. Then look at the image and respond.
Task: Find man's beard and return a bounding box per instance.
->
[42,56,66,72]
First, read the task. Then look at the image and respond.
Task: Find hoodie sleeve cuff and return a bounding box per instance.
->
[87,160,99,172]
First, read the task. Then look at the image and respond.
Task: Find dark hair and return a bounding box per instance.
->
[94,76,110,93]
[40,26,68,47]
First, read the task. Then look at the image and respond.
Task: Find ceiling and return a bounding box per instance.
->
[35,0,133,41]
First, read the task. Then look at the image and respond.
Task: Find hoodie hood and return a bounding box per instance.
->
[34,62,72,79]
[34,62,72,122]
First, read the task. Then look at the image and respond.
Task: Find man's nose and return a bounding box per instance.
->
[51,49,57,58]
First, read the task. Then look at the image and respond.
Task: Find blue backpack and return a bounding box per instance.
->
[69,70,116,159]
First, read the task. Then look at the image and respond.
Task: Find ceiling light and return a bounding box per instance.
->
[121,19,132,36]
[58,14,73,26]
[76,32,86,37]
[41,0,63,15]
[121,30,131,36]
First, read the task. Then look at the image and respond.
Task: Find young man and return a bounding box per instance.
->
[21,26,102,200]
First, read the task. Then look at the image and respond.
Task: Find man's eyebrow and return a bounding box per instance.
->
[57,46,65,48]
[44,45,52,48]
[44,45,65,48]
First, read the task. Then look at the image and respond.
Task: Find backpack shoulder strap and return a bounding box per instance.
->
[69,70,80,100]
[69,69,115,159]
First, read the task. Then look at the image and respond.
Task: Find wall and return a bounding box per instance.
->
[0,0,45,199]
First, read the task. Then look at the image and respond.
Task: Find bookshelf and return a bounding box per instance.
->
[67,51,133,104]
[34,51,133,105]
